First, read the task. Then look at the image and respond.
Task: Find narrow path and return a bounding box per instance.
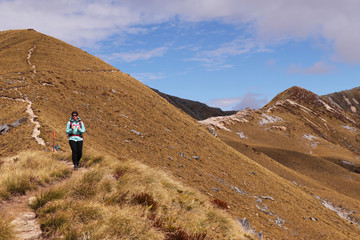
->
[24,98,45,146]
[0,95,45,146]
[27,45,37,74]
[0,160,86,239]
[1,192,42,240]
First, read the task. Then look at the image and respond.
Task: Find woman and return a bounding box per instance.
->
[66,111,86,170]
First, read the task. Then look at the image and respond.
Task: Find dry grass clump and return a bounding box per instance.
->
[0,214,14,240]
[0,151,71,200]
[211,198,229,210]
[32,153,251,239]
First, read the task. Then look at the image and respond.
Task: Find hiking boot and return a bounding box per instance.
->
[74,164,78,170]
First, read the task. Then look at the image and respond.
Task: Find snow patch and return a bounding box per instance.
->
[341,160,354,166]
[353,98,359,105]
[350,106,357,113]
[236,132,247,139]
[303,134,319,141]
[314,196,358,227]
[341,125,357,132]
[258,113,283,125]
[199,111,250,131]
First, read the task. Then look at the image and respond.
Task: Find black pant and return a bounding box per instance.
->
[69,140,83,166]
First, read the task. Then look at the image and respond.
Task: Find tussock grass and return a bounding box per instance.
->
[32,152,251,239]
[0,151,71,200]
[0,214,14,240]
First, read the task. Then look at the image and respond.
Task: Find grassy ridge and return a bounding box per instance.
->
[0,151,71,200]
[30,152,252,239]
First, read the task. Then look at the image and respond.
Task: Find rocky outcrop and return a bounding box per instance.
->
[323,87,360,115]
[0,117,27,135]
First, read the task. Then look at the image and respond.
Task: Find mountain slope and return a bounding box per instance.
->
[324,86,360,115]
[201,86,360,235]
[152,88,236,120]
[1,30,360,239]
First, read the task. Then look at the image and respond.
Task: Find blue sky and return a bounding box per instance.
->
[1,0,360,110]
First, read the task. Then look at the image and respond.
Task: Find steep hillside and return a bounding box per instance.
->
[201,86,360,236]
[324,86,360,115]
[1,30,360,239]
[152,88,236,120]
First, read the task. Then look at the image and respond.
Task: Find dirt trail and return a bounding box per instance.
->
[27,45,37,74]
[0,160,86,240]
[1,192,42,240]
[0,95,45,146]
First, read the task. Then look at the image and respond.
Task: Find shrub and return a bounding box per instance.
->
[132,192,158,212]
[40,212,69,232]
[113,169,126,180]
[211,199,229,210]
[166,229,207,240]
[30,188,66,211]
[4,172,33,195]
[71,170,103,199]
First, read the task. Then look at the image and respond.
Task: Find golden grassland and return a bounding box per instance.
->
[0,214,13,240]
[1,150,253,240]
[1,29,360,239]
[0,151,71,240]
[0,151,71,201]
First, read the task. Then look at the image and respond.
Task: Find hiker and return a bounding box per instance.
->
[66,111,86,170]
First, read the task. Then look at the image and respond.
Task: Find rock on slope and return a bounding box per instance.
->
[323,86,360,115]
[1,30,360,239]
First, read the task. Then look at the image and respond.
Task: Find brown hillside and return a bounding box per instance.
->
[201,87,360,238]
[1,29,360,239]
[324,86,360,116]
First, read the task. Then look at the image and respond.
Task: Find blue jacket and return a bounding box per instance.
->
[66,117,86,141]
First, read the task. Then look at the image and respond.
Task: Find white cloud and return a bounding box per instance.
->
[131,72,165,82]
[201,38,255,58]
[210,92,267,110]
[107,47,168,62]
[186,37,259,69]
[208,97,243,108]
[289,61,334,75]
[1,0,360,63]
[232,92,268,110]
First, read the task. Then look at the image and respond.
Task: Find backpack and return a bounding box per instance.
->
[68,120,83,138]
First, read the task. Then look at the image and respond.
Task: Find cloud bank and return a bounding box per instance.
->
[289,62,334,75]
[1,0,360,63]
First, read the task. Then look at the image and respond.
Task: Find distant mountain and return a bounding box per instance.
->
[1,30,360,239]
[151,88,236,120]
[200,86,360,236]
[323,86,360,115]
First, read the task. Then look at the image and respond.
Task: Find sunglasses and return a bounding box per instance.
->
[72,115,78,117]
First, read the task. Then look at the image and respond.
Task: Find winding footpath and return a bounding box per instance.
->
[0,44,48,239]
[27,45,37,74]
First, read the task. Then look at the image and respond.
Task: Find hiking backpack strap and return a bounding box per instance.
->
[69,120,83,138]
